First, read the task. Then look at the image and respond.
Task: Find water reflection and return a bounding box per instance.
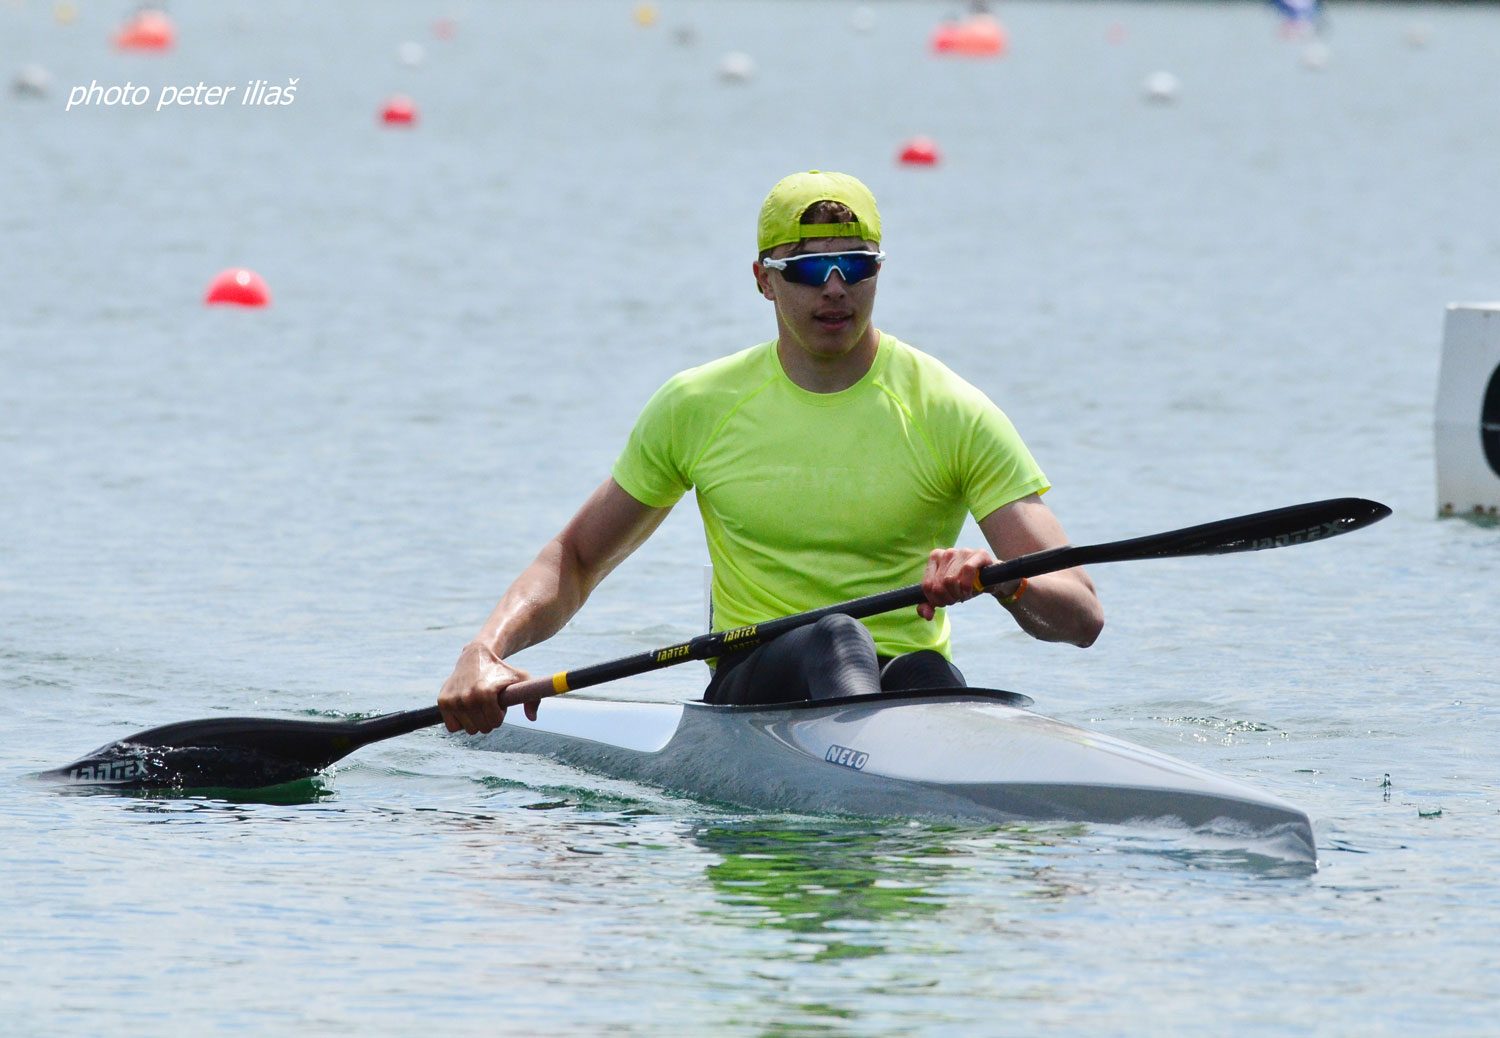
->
[1111,828,1320,878]
[696,823,946,963]
[107,776,334,809]
[692,819,1090,964]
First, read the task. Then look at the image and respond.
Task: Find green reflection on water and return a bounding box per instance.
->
[692,820,1092,1035]
[111,776,333,806]
[697,822,952,962]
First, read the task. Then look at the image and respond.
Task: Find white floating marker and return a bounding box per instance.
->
[1434,303,1500,520]
[719,51,756,83]
[12,63,51,97]
[397,41,426,67]
[1142,71,1180,104]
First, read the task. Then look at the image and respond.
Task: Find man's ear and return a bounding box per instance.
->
[753,259,776,300]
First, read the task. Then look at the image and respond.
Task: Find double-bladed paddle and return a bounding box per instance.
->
[39,496,1390,791]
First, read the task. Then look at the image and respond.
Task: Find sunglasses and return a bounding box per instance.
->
[761,250,885,286]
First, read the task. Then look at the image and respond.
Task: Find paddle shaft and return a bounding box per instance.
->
[492,496,1389,709]
[42,496,1388,788]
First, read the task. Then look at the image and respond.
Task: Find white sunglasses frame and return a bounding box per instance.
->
[760,250,887,285]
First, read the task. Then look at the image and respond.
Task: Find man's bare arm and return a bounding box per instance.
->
[918,494,1103,648]
[438,479,672,734]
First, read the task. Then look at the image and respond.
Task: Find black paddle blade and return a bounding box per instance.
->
[39,707,443,791]
[1123,496,1393,559]
[999,496,1394,580]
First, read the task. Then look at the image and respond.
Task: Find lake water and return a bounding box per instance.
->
[4,0,1499,1033]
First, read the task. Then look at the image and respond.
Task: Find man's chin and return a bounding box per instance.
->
[802,338,859,360]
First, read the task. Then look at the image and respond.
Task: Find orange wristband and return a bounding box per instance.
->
[996,577,1028,606]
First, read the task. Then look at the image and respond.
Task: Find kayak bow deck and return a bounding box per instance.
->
[472,687,1317,860]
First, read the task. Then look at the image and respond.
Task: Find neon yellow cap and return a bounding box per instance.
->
[756,170,881,252]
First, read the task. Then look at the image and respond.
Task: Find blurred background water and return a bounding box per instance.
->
[3,0,1498,1034]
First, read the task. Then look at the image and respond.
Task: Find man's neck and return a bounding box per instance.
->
[776,326,881,394]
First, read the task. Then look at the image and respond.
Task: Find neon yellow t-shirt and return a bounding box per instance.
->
[611,333,1049,658]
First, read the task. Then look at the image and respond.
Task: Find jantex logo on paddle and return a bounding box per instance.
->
[825,744,869,771]
[1248,520,1346,550]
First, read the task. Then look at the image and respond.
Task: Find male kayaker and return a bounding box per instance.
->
[439,170,1103,734]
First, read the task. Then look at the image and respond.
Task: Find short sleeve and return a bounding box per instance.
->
[611,378,694,508]
[954,397,1050,520]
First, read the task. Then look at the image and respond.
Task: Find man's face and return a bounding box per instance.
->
[754,237,881,362]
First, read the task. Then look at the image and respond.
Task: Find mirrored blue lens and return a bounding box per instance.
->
[779,252,882,286]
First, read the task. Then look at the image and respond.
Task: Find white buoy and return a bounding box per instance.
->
[719,51,756,83]
[397,41,426,67]
[1301,41,1330,70]
[1404,24,1432,49]
[1142,71,1180,104]
[851,6,876,33]
[12,63,51,97]
[1435,303,1500,521]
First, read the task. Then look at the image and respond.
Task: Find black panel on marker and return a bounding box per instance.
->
[1483,363,1500,478]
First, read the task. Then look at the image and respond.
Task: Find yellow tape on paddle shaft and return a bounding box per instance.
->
[973,571,1028,604]
[997,577,1028,606]
[551,672,570,694]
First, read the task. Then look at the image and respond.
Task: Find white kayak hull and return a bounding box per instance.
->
[471,688,1315,859]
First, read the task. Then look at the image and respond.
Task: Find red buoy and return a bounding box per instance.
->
[898,135,941,166]
[204,269,271,307]
[930,22,960,52]
[930,14,1007,58]
[113,8,175,52]
[380,95,418,126]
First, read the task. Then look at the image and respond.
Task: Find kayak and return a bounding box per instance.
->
[472,687,1317,860]
[37,498,1386,827]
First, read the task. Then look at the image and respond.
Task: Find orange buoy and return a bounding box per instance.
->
[930,14,1007,57]
[431,17,458,40]
[962,15,1007,55]
[204,269,271,307]
[380,95,418,126]
[898,135,941,166]
[113,8,175,52]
